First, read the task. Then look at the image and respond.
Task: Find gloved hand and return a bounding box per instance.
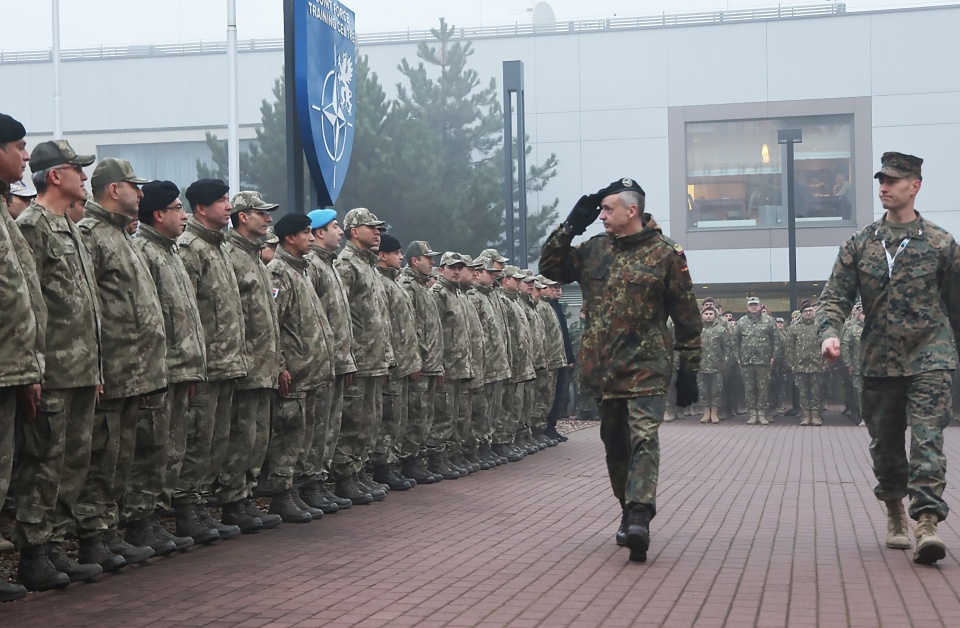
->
[675,369,699,408]
[563,194,602,235]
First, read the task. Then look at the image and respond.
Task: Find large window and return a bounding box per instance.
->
[685,115,854,230]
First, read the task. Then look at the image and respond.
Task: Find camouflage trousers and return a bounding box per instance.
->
[741,364,771,413]
[492,381,519,445]
[861,371,951,522]
[697,372,723,407]
[517,379,537,440]
[574,368,599,418]
[174,379,236,506]
[0,389,14,513]
[262,389,307,493]
[15,386,96,549]
[425,378,466,455]
[215,388,272,505]
[533,369,559,432]
[322,375,345,474]
[852,372,863,414]
[157,383,192,511]
[331,376,383,478]
[599,395,666,516]
[401,374,437,460]
[75,395,139,537]
[300,379,337,483]
[549,367,573,428]
[127,390,174,523]
[452,386,476,455]
[475,380,504,447]
[372,376,408,466]
[794,372,822,414]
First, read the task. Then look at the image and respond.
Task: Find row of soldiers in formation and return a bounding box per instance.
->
[0,119,575,599]
[571,295,866,426]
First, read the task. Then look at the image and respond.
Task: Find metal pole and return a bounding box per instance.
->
[52,0,62,139]
[786,140,798,312]
[503,88,514,262]
[227,0,240,197]
[284,0,305,213]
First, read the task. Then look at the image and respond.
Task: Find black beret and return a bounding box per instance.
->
[598,177,645,199]
[139,181,181,221]
[274,213,313,240]
[379,233,402,253]
[800,299,814,311]
[185,178,229,208]
[0,113,26,143]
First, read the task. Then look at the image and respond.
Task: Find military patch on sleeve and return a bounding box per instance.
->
[661,235,685,257]
[272,287,280,300]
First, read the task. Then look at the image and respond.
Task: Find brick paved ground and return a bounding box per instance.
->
[3,414,960,627]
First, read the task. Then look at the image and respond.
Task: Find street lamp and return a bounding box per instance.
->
[778,128,802,312]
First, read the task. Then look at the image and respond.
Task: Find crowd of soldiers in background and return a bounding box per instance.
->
[0,114,578,599]
[571,295,867,427]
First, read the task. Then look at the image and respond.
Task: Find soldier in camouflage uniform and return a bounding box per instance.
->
[15,140,103,590]
[469,254,512,467]
[540,178,701,563]
[134,181,211,549]
[841,303,865,425]
[569,311,599,420]
[75,159,168,567]
[332,208,394,503]
[787,300,825,426]
[534,275,566,446]
[820,152,960,564]
[736,297,778,425]
[516,270,548,454]
[698,305,728,423]
[0,115,42,601]
[457,255,486,473]
[266,214,337,523]
[176,179,248,541]
[304,209,356,511]
[397,241,445,483]
[493,266,536,461]
[427,253,474,478]
[220,191,284,532]
[372,234,422,488]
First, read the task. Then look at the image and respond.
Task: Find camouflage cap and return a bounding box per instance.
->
[461,254,484,269]
[230,190,279,214]
[874,152,922,180]
[746,296,760,305]
[477,248,509,263]
[343,207,386,231]
[29,139,96,171]
[478,257,503,272]
[261,227,279,246]
[90,158,150,189]
[9,180,36,198]
[536,274,558,286]
[407,240,439,258]
[439,251,466,267]
[502,265,526,279]
[520,269,537,283]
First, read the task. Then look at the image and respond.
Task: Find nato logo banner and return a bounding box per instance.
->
[295,0,357,206]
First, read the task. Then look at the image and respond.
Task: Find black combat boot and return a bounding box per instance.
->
[196,504,241,540]
[427,453,458,480]
[625,504,651,563]
[334,474,374,505]
[0,581,27,602]
[446,453,471,476]
[150,513,194,551]
[374,464,410,491]
[174,504,220,545]
[317,484,352,510]
[420,456,444,482]
[457,452,480,473]
[362,469,390,494]
[467,450,492,471]
[105,529,155,564]
[47,541,103,582]
[493,444,520,463]
[124,516,178,555]
[544,425,568,443]
[292,487,324,519]
[299,482,339,514]
[615,507,628,547]
[17,544,70,591]
[78,534,127,572]
[402,457,435,485]
[268,490,313,523]
[394,462,417,488]
[221,500,265,534]
[242,498,283,528]
[355,473,387,501]
[478,443,501,466]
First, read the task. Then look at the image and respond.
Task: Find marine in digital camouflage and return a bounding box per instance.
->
[736,310,778,415]
[698,312,729,408]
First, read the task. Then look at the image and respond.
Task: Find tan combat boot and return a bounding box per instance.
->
[758,409,770,425]
[884,499,911,550]
[747,411,757,425]
[800,411,810,426]
[913,512,946,564]
[811,412,823,426]
[710,406,720,424]
[700,407,710,423]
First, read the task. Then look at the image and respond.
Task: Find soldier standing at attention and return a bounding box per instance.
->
[221,192,284,532]
[518,270,549,453]
[495,266,537,461]
[456,255,486,472]
[819,152,960,565]
[540,178,701,563]
[787,300,825,426]
[535,275,567,445]
[736,296,778,425]
[133,181,212,548]
[698,305,728,424]
[176,179,248,541]
[16,140,103,589]
[0,114,42,602]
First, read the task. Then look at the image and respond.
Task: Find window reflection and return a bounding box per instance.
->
[685,115,854,230]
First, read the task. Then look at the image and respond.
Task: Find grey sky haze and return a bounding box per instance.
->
[1,0,957,51]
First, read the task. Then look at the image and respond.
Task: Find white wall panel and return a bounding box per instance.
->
[578,29,668,111]
[578,107,668,142]
[870,9,960,96]
[666,23,768,106]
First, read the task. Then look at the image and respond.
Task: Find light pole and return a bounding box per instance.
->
[778,128,803,312]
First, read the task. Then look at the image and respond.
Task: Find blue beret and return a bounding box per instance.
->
[308,208,337,230]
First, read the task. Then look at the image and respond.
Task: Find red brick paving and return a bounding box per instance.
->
[3,415,960,627]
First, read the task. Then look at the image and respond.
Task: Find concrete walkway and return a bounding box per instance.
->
[2,416,959,627]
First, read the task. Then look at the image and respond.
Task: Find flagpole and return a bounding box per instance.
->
[227,0,240,196]
[52,0,62,139]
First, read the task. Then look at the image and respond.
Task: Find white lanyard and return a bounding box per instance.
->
[882,238,910,278]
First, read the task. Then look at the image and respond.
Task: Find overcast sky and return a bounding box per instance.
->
[2,0,956,50]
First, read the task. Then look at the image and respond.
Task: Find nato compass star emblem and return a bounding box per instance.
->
[312,49,354,188]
